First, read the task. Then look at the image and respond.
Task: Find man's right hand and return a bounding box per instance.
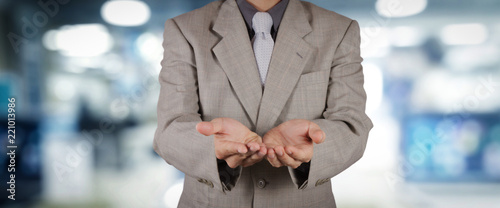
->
[196,118,267,168]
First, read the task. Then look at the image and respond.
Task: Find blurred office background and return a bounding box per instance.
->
[1,0,499,207]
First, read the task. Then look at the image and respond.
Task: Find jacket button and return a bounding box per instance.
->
[207,180,214,188]
[257,179,267,189]
[316,178,328,186]
[315,178,330,186]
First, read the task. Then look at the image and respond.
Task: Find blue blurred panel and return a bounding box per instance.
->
[402,113,500,182]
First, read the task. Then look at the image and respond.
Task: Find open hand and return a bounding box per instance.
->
[196,118,266,168]
[263,119,325,169]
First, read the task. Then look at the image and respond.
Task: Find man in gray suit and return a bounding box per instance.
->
[154,0,373,207]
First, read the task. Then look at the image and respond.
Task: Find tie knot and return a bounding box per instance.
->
[252,12,273,34]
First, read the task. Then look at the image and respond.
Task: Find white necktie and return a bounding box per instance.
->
[252,12,274,85]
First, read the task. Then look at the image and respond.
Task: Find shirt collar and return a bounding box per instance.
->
[236,0,289,32]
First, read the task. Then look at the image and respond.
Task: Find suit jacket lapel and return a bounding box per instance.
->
[256,0,313,134]
[212,0,263,126]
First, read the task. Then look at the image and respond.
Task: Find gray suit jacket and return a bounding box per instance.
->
[153,0,373,207]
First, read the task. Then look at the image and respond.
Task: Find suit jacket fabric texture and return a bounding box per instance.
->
[153,0,374,207]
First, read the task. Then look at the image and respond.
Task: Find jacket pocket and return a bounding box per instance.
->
[295,70,330,88]
[280,70,330,121]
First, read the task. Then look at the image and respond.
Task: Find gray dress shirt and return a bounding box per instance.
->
[236,0,289,41]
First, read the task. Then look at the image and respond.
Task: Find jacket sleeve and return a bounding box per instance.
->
[153,19,232,192]
[302,20,374,190]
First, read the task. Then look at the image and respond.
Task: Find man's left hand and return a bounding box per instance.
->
[263,119,325,169]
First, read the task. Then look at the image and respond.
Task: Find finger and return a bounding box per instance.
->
[215,141,248,159]
[240,145,267,167]
[241,151,265,167]
[225,154,245,168]
[308,122,325,144]
[266,148,283,168]
[196,117,225,136]
[196,121,215,136]
[275,146,302,169]
[238,142,259,159]
[209,118,224,133]
[274,145,284,157]
[285,145,312,163]
[258,145,267,157]
[246,142,261,153]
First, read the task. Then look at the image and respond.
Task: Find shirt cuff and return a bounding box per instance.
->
[292,161,310,188]
[217,159,241,191]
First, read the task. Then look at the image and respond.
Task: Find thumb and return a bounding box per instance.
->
[196,118,223,136]
[196,122,215,136]
[308,122,325,144]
